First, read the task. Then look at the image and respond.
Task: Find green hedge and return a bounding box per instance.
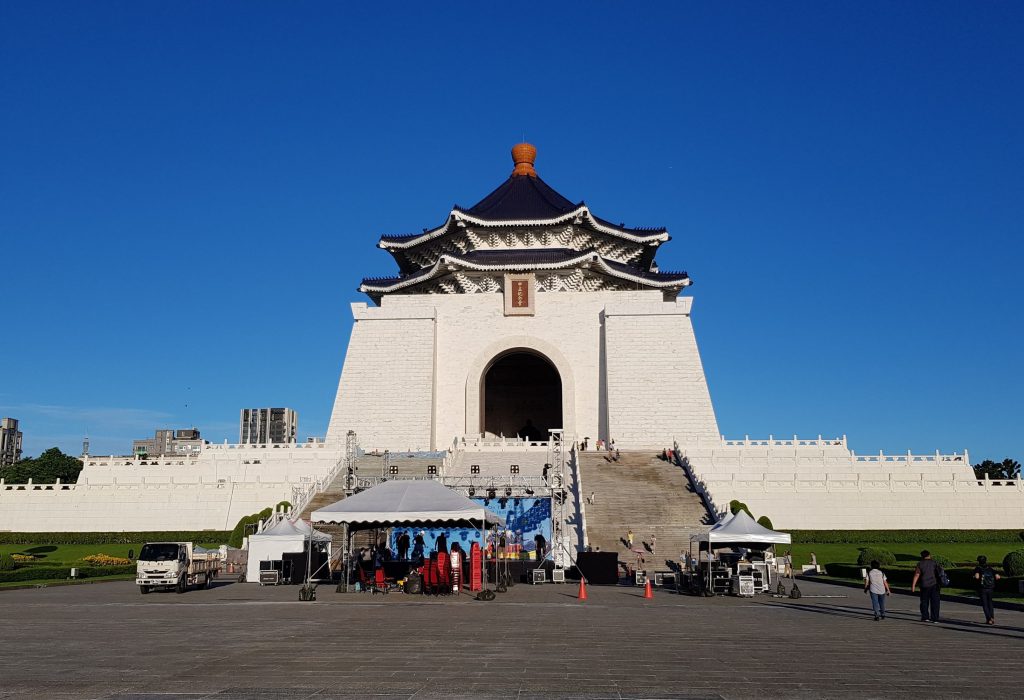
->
[789,530,1022,544]
[0,531,230,546]
[856,547,896,567]
[823,563,1022,594]
[0,565,135,583]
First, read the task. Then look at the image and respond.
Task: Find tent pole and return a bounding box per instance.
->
[345,524,351,593]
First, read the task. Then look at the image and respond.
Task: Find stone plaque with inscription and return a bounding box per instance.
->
[504,273,536,315]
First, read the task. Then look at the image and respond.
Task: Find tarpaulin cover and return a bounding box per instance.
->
[311,479,505,528]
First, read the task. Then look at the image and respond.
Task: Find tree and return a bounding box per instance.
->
[972,458,1021,480]
[1,448,84,484]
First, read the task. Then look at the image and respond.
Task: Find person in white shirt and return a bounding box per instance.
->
[863,560,892,620]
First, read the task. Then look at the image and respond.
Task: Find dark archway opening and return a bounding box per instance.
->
[482,351,562,440]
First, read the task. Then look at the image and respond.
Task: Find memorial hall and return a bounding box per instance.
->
[0,145,1019,547]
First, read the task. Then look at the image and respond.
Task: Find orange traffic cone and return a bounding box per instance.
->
[643,578,653,599]
[577,579,588,601]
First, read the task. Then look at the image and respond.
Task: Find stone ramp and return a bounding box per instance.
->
[578,451,709,570]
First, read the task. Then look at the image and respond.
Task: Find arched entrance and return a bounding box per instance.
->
[481,350,562,439]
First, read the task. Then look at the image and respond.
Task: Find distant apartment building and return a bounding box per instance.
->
[132,428,205,458]
[1,417,24,467]
[239,408,298,445]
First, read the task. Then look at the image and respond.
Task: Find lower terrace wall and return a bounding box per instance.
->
[0,480,298,532]
[680,437,1023,529]
[0,443,344,533]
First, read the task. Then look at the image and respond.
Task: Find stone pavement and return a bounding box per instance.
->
[0,578,1021,699]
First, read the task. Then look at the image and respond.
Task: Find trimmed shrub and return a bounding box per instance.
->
[787,529,1021,545]
[1003,550,1024,577]
[729,500,751,517]
[931,553,954,570]
[856,547,896,567]
[228,505,281,548]
[81,554,132,566]
[0,565,134,583]
[0,531,230,546]
[0,553,16,571]
[756,516,774,530]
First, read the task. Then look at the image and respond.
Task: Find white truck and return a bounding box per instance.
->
[136,542,220,594]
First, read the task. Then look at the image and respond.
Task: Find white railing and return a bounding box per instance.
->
[202,442,331,451]
[681,443,970,472]
[455,434,554,451]
[719,435,848,448]
[0,474,313,491]
[698,471,1023,494]
[288,452,349,516]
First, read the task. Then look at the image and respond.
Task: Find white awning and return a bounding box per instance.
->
[310,479,505,528]
[691,510,791,546]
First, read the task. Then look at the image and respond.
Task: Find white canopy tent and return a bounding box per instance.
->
[245,518,331,583]
[688,510,792,595]
[311,479,505,529]
[694,509,792,547]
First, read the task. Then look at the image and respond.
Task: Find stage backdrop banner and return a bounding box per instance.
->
[391,498,551,556]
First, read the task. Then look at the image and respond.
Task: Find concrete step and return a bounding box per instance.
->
[578,451,709,566]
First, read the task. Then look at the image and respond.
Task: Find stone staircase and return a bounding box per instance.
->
[578,451,709,570]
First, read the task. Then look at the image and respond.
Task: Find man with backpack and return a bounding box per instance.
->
[973,555,1001,625]
[911,550,944,623]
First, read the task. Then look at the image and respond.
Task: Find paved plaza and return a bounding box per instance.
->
[0,578,1020,699]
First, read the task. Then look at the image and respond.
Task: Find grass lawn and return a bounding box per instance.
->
[0,543,143,563]
[786,542,1020,569]
[0,542,225,564]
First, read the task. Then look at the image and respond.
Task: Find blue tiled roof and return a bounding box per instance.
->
[456,175,579,220]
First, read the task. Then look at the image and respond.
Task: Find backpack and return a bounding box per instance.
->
[980,567,996,590]
[936,565,949,588]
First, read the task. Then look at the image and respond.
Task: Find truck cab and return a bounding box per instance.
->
[136,542,218,594]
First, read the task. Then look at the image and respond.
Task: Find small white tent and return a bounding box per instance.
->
[245,518,331,583]
[311,479,505,528]
[695,510,792,547]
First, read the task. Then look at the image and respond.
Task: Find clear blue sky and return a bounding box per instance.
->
[2,3,1021,462]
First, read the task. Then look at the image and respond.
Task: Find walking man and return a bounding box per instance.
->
[587,491,596,505]
[650,535,657,556]
[974,555,1001,625]
[911,550,942,623]
[626,528,634,548]
[863,560,891,621]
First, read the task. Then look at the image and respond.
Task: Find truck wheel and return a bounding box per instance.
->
[176,576,187,594]
[139,585,150,595]
[205,574,212,589]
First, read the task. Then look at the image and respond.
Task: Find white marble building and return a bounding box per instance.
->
[1,144,1018,531]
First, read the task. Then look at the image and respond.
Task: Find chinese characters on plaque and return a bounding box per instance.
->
[504,274,536,315]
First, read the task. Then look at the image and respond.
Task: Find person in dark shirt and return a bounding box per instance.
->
[436,532,448,554]
[412,532,425,565]
[973,555,1001,625]
[911,550,942,623]
[534,533,547,565]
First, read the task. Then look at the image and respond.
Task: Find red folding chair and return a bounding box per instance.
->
[436,553,451,595]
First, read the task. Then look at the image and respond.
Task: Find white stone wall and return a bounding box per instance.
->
[326,302,436,451]
[681,439,1024,529]
[0,481,297,532]
[605,298,720,447]
[697,477,1024,530]
[325,290,721,452]
[80,443,340,483]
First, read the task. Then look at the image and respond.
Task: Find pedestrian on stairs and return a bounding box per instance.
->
[627,529,634,548]
[650,535,657,556]
[587,491,595,505]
